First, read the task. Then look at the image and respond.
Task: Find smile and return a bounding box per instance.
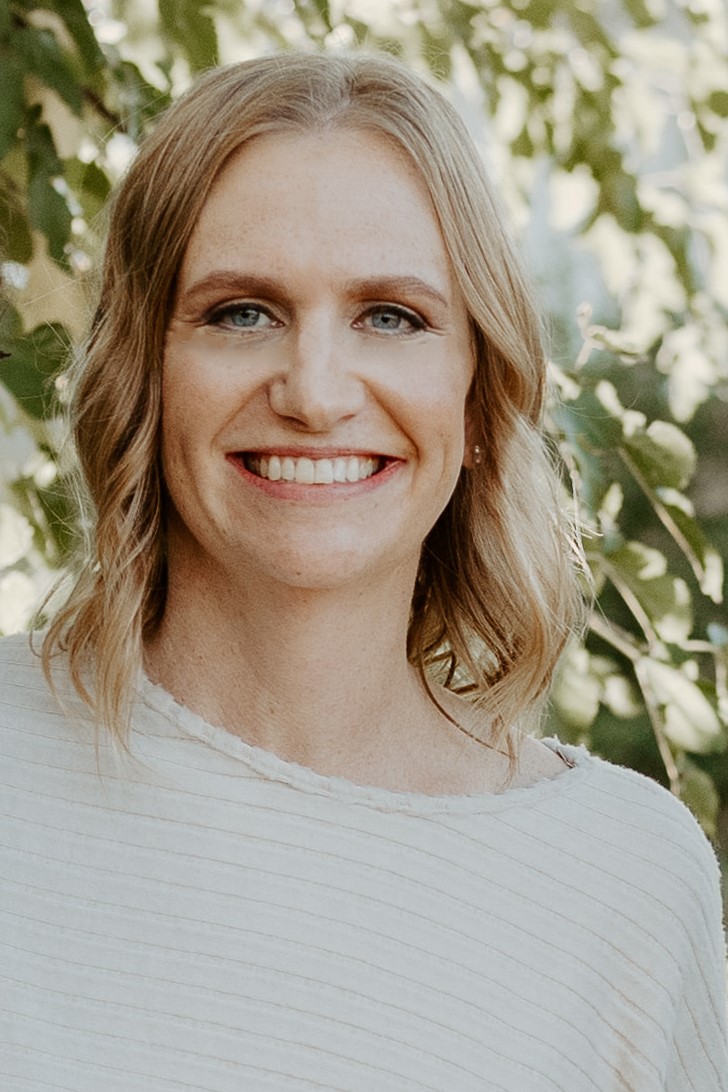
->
[243,453,385,484]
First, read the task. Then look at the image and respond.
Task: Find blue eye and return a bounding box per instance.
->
[364,306,426,334]
[210,304,276,329]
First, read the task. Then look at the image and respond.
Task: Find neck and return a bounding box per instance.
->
[144,556,441,781]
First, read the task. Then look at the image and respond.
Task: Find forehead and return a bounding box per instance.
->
[180,129,456,289]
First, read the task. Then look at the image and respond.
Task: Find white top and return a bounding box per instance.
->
[1,632,726,1091]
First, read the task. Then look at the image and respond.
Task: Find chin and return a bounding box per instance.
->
[249,537,418,594]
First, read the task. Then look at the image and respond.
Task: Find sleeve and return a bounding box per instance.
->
[664,835,728,1092]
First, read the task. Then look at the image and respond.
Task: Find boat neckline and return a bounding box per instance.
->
[138,673,595,816]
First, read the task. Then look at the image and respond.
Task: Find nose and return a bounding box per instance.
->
[267,318,365,432]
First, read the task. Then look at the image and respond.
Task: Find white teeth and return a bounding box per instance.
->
[249,454,381,484]
[295,457,315,485]
[314,459,334,484]
[333,457,348,482]
[268,454,282,481]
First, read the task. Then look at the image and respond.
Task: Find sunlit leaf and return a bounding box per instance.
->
[605,541,693,642]
[642,659,724,753]
[0,502,34,567]
[656,496,724,603]
[551,644,601,731]
[552,387,624,452]
[623,420,696,491]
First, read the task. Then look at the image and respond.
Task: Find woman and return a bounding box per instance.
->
[1,52,726,1091]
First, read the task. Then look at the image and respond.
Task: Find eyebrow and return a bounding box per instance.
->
[180,271,451,310]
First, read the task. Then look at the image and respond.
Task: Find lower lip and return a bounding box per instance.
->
[226,455,403,500]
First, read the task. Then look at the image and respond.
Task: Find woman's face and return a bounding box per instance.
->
[161,129,474,594]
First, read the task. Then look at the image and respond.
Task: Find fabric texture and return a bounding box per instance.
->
[1,631,727,1091]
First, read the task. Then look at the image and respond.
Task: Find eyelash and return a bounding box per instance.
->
[206,303,278,330]
[204,301,428,334]
[358,305,427,334]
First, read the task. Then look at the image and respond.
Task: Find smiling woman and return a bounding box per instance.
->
[1,52,726,1092]
[158,128,474,605]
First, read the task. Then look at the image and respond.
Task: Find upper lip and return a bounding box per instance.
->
[229,447,398,459]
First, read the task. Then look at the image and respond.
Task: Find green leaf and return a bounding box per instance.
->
[552,387,624,452]
[598,168,643,233]
[707,89,728,117]
[23,110,71,264]
[642,659,724,754]
[623,0,658,29]
[0,52,24,159]
[511,126,535,159]
[524,0,555,30]
[24,106,62,177]
[27,171,71,265]
[109,60,172,138]
[620,424,721,602]
[605,541,693,643]
[63,155,111,221]
[13,26,83,114]
[568,9,618,59]
[678,757,720,838]
[158,0,218,72]
[34,475,78,560]
[0,312,70,420]
[45,0,105,76]
[656,495,724,604]
[551,388,624,516]
[311,0,334,32]
[0,173,33,263]
[623,420,696,491]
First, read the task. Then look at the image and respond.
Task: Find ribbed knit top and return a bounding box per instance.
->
[1,632,727,1091]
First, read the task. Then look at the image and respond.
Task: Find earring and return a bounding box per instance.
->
[473,444,482,466]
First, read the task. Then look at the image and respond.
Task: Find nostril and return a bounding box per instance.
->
[267,357,366,429]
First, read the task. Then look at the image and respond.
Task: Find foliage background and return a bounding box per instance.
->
[2,0,727,890]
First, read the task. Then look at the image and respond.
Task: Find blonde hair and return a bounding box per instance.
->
[43,51,583,742]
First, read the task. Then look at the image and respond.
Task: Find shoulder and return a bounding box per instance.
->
[0,629,46,691]
[550,738,724,926]
[556,737,718,855]
[0,629,80,742]
[579,743,715,848]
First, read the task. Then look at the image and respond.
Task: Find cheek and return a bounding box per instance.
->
[160,365,201,462]
[161,343,239,450]
[407,370,472,448]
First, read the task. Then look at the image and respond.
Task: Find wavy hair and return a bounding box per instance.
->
[43,51,583,743]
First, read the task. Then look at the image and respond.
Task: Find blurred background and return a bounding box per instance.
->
[1,0,727,894]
